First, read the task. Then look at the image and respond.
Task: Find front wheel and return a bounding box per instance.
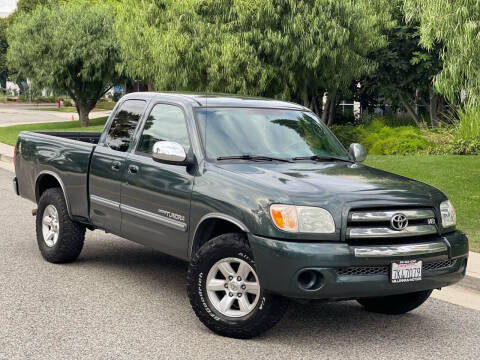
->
[357,290,433,315]
[186,233,288,339]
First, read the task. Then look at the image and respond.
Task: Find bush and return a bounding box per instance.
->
[363,126,431,155]
[330,124,366,148]
[63,99,72,107]
[332,118,431,155]
[454,109,480,141]
[428,138,480,155]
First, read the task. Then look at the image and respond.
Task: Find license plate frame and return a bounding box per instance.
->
[390,260,422,283]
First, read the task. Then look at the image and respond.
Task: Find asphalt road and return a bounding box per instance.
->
[0,103,110,127]
[1,168,479,360]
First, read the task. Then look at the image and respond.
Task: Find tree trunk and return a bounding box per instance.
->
[327,90,337,127]
[400,95,421,127]
[77,104,90,127]
[321,92,331,124]
[429,86,439,127]
[74,99,96,127]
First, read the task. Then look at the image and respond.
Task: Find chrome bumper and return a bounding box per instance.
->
[353,241,447,258]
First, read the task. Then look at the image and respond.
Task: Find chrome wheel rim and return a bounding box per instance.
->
[206,257,260,318]
[42,205,59,247]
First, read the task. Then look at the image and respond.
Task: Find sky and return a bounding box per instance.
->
[0,0,18,18]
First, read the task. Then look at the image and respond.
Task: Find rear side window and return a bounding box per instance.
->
[106,100,146,152]
[136,103,190,154]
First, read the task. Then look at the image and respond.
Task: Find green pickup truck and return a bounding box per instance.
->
[13,93,468,338]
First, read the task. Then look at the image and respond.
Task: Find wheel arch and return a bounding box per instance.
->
[35,171,71,217]
[190,213,249,258]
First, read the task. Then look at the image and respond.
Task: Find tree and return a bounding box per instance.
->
[404,0,480,110]
[116,0,391,125]
[355,2,443,126]
[7,0,121,126]
[0,18,8,90]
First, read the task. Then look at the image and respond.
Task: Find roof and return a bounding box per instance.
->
[122,92,308,111]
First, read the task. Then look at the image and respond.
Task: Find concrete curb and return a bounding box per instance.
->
[0,154,13,163]
[459,275,480,292]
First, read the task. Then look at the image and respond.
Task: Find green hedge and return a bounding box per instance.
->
[331,119,431,155]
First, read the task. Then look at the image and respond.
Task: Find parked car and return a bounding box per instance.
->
[13,93,468,338]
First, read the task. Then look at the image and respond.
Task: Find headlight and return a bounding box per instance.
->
[270,204,335,233]
[440,200,456,228]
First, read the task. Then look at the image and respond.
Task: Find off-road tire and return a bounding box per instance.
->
[187,233,288,339]
[36,188,86,263]
[357,290,433,315]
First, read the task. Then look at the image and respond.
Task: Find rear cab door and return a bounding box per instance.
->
[89,99,148,234]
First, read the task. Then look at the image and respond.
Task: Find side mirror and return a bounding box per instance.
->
[349,143,367,162]
[152,141,187,164]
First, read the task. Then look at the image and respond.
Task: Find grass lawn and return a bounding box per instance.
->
[0,117,108,146]
[366,155,480,252]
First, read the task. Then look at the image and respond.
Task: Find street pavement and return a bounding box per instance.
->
[1,168,479,359]
[0,103,110,127]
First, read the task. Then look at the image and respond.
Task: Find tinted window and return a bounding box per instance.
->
[196,108,349,160]
[106,100,146,152]
[137,104,190,154]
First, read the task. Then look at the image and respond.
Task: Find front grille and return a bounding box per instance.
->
[336,259,457,277]
[346,208,437,241]
[337,266,389,276]
[423,259,456,271]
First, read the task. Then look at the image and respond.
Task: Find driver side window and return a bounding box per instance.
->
[137,104,190,155]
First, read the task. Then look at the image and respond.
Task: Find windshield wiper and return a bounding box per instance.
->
[291,155,353,163]
[217,155,294,163]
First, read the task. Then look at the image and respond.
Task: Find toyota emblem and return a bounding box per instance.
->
[390,213,408,231]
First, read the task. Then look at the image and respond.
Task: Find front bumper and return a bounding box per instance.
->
[248,231,468,300]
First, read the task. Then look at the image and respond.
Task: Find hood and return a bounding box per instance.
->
[213,161,445,207]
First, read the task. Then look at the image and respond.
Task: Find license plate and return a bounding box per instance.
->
[391,260,422,283]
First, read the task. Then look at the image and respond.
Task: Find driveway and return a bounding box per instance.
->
[0,168,479,359]
[0,103,110,127]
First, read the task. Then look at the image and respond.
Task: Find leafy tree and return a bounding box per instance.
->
[16,0,49,13]
[404,0,480,110]
[0,18,8,90]
[116,0,391,125]
[356,3,443,126]
[7,0,121,126]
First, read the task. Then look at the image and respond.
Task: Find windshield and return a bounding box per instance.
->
[195,107,350,161]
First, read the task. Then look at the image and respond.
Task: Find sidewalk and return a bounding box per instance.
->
[0,143,479,290]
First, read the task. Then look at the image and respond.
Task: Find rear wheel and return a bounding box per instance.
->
[357,290,433,315]
[36,188,86,263]
[187,233,288,339]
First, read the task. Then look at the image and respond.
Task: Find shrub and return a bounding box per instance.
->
[454,109,480,141]
[331,119,432,155]
[428,138,480,155]
[363,125,431,155]
[330,124,366,148]
[63,99,72,107]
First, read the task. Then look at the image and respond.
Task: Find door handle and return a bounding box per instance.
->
[128,164,139,174]
[111,161,121,171]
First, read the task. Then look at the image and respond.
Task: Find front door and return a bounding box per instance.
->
[89,99,147,234]
[120,103,194,258]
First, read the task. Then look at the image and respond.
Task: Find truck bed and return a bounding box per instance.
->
[35,131,101,144]
[15,131,101,222]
